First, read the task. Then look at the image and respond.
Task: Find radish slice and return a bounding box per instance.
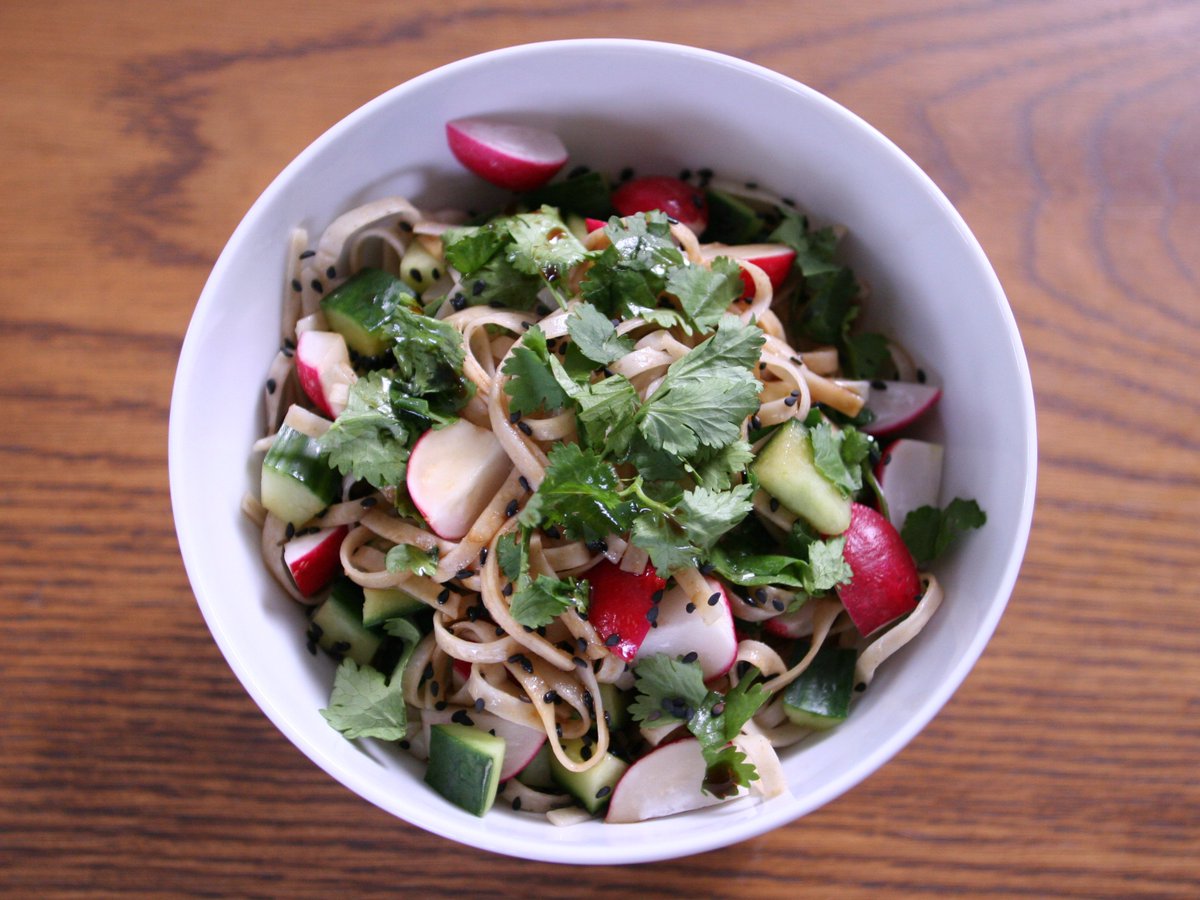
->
[421,708,546,782]
[283,525,349,596]
[587,561,667,663]
[836,503,922,636]
[763,603,814,639]
[606,738,741,823]
[701,243,796,296]
[584,217,607,233]
[636,578,737,680]
[875,439,944,529]
[406,418,512,540]
[445,118,568,192]
[295,330,356,418]
[862,381,941,436]
[612,176,708,233]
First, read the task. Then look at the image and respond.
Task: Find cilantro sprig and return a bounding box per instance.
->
[629,655,769,796]
[496,529,590,628]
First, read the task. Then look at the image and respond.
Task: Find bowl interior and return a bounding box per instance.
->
[170,39,1035,864]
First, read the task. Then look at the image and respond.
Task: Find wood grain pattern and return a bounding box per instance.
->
[1,1,1197,895]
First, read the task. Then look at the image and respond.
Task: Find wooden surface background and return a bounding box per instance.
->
[2,1,1197,896]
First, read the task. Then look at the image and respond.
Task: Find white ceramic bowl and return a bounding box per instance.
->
[170,39,1036,865]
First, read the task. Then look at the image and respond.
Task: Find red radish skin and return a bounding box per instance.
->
[836,503,922,636]
[862,381,942,437]
[703,244,796,298]
[612,176,708,234]
[296,330,355,418]
[406,418,513,541]
[874,439,944,529]
[636,578,737,680]
[584,217,607,233]
[605,738,736,823]
[283,525,349,596]
[445,118,568,192]
[587,561,667,663]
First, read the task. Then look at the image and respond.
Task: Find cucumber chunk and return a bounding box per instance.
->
[361,588,426,628]
[521,170,613,219]
[399,242,443,294]
[515,743,557,791]
[702,188,763,244]
[598,682,629,731]
[309,578,383,666]
[425,723,505,816]
[261,424,340,526]
[782,643,857,730]
[550,738,628,814]
[319,268,416,357]
[751,419,851,535]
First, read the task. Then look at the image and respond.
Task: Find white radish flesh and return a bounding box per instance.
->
[605,738,740,824]
[636,579,737,680]
[875,439,944,529]
[445,118,568,192]
[406,418,513,541]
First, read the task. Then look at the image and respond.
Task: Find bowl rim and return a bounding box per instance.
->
[169,37,1037,864]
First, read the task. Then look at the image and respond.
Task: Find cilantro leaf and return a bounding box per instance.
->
[804,535,853,592]
[581,213,683,317]
[502,325,569,415]
[461,254,543,310]
[509,574,590,628]
[770,213,841,280]
[630,513,700,574]
[319,659,408,741]
[519,443,639,542]
[628,654,709,726]
[381,616,424,677]
[574,373,640,456]
[667,256,743,330]
[843,330,896,380]
[902,498,987,566]
[687,440,755,491]
[676,484,755,552]
[384,543,439,577]
[495,530,528,582]
[441,224,508,276]
[319,371,411,489]
[566,303,633,366]
[709,518,852,593]
[387,306,470,408]
[505,207,593,282]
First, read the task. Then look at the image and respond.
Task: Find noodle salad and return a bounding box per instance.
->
[245,122,984,824]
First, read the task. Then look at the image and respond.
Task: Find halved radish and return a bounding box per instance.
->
[702,243,796,298]
[587,560,667,663]
[636,578,737,680]
[445,117,568,192]
[606,738,740,823]
[875,439,944,529]
[296,330,356,418]
[584,217,607,233]
[283,525,349,596]
[421,707,546,782]
[406,418,512,540]
[836,503,922,636]
[612,176,708,234]
[862,381,941,437]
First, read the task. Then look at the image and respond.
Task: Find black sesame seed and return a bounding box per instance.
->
[436,588,450,605]
[472,280,486,296]
[284,522,295,539]
[772,598,786,612]
[455,568,474,580]
[281,346,294,358]
[916,368,927,383]
[646,605,660,626]
[543,690,558,704]
[360,496,377,508]
[745,180,759,189]
[325,265,336,280]
[586,539,608,553]
[505,499,519,518]
[479,547,489,566]
[699,563,715,576]
[681,651,698,664]
[759,361,767,371]
[769,497,780,513]
[435,700,448,711]
[467,604,482,622]
[509,410,522,424]
[429,680,440,697]
[398,221,413,232]
[583,690,594,710]
[604,633,621,647]
[299,249,316,259]
[507,653,534,674]
[474,697,485,713]
[754,588,768,605]
[398,739,410,750]
[451,709,473,726]
[310,279,324,293]
[501,582,513,597]
[784,396,797,407]
[790,389,801,397]
[685,602,696,614]
[494,626,504,636]
[871,379,887,390]
[545,526,561,540]
[512,796,523,812]
[576,637,588,654]
[517,421,533,436]
[651,589,664,604]
[409,267,423,283]
[573,656,587,668]
[450,294,467,311]
[421,662,434,682]
[595,785,612,800]
[619,166,634,182]
[290,278,302,292]
[855,682,867,692]
[518,475,532,493]
[431,268,441,281]
[265,378,277,395]
[749,415,762,431]
[707,592,721,606]
[580,744,593,762]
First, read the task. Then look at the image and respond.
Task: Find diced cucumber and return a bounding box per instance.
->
[425,723,505,816]
[399,242,443,294]
[260,424,340,526]
[598,682,629,731]
[550,738,628,814]
[361,587,426,628]
[515,743,557,791]
[751,418,851,535]
[702,188,763,244]
[782,643,857,730]
[319,268,416,357]
[309,577,382,666]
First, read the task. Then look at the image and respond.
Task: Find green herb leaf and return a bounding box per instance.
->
[676,484,755,552]
[628,654,709,726]
[384,543,439,577]
[319,371,411,489]
[667,256,743,330]
[843,331,895,380]
[505,207,593,282]
[509,574,590,628]
[495,530,528,582]
[770,213,841,280]
[319,659,408,741]
[519,443,639,542]
[441,225,508,276]
[386,306,470,407]
[630,513,700,574]
[901,498,987,566]
[566,303,634,366]
[574,373,641,456]
[502,324,570,415]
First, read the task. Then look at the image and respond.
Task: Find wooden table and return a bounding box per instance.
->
[3,2,1197,895]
